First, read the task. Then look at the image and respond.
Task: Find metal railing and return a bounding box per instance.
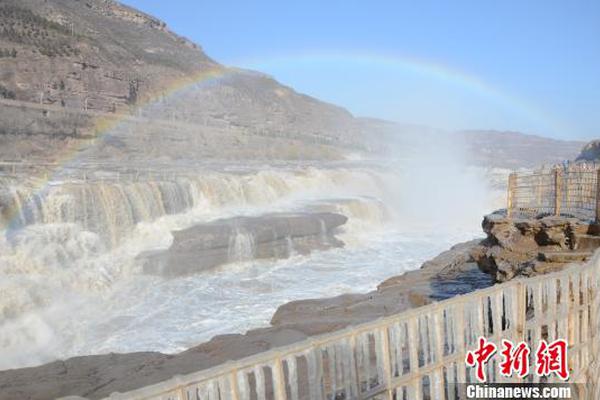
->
[73,251,600,400]
[507,166,600,221]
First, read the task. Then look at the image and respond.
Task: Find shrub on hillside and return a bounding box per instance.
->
[0,85,16,99]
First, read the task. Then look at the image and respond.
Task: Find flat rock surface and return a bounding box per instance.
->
[139,212,347,276]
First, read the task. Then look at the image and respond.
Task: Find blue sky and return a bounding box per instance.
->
[123,1,599,140]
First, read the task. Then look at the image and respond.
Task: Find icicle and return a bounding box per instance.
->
[286,356,299,400]
[446,363,457,400]
[547,279,558,341]
[389,323,399,377]
[326,345,337,396]
[374,330,385,387]
[341,338,355,398]
[361,333,372,389]
[418,316,430,366]
[493,292,503,338]
[217,375,234,400]
[334,344,344,396]
[236,370,251,400]
[253,366,266,400]
[196,383,208,400]
[207,380,219,400]
[306,349,323,400]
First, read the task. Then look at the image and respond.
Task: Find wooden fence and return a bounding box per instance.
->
[61,251,600,400]
[507,167,600,221]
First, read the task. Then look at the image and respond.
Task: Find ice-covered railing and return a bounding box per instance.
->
[63,250,600,400]
[507,165,600,220]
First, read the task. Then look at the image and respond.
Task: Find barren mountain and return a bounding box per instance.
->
[0,0,372,161]
[0,0,585,165]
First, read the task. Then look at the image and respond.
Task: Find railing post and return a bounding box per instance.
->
[272,357,287,400]
[229,370,241,400]
[507,173,516,218]
[554,168,562,216]
[595,169,600,222]
[407,319,421,399]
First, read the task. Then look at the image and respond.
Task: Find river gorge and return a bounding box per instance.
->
[0,159,503,371]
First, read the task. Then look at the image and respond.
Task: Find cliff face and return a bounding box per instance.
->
[0,0,374,162]
[0,0,214,112]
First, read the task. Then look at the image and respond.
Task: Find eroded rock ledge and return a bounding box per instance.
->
[139,212,347,276]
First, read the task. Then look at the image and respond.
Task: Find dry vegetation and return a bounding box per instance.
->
[0,5,80,57]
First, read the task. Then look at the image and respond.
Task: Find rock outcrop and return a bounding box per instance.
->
[140,212,347,276]
[576,140,600,162]
[471,212,600,282]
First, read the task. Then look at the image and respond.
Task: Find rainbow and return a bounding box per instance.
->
[234,50,563,135]
[2,50,557,233]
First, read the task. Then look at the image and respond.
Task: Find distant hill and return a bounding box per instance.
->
[458,130,584,169]
[0,0,586,166]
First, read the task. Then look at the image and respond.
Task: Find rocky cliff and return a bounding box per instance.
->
[471,211,600,282]
[0,0,378,161]
[0,0,213,112]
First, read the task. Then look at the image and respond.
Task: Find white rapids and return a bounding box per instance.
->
[0,161,504,370]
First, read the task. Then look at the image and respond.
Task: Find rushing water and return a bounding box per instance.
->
[0,162,504,370]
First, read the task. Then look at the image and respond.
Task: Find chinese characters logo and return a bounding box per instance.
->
[465,337,569,382]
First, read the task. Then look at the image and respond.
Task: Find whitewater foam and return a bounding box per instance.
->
[0,162,499,370]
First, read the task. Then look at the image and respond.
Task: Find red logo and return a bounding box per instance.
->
[465,337,497,382]
[535,339,569,380]
[499,339,530,378]
[465,337,569,382]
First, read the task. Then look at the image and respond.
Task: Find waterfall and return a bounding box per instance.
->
[1,167,390,247]
[228,227,256,263]
[0,166,392,320]
[0,164,408,369]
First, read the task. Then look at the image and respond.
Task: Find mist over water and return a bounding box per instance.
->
[0,130,504,370]
[387,130,497,228]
